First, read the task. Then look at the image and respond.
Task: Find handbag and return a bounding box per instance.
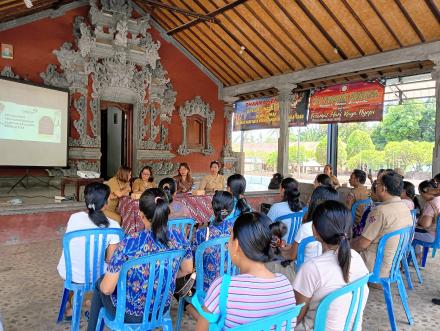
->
[191,274,232,331]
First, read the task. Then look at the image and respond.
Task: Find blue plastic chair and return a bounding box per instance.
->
[175,236,235,331]
[275,210,305,244]
[351,199,372,224]
[168,217,196,241]
[402,210,423,289]
[96,249,186,331]
[314,273,371,331]
[294,235,318,272]
[227,304,304,330]
[369,226,414,331]
[413,215,440,267]
[56,228,125,331]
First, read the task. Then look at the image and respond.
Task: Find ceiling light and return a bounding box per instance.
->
[239,45,245,55]
[24,0,33,8]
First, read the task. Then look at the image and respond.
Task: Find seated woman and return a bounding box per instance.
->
[227,174,252,218]
[57,182,122,320]
[324,164,340,188]
[174,162,194,193]
[286,186,339,264]
[313,173,332,189]
[267,177,305,240]
[268,173,283,190]
[86,188,193,331]
[198,161,225,194]
[105,166,132,223]
[191,191,235,293]
[413,180,440,255]
[158,177,191,220]
[196,212,297,330]
[132,166,157,194]
[401,181,421,213]
[353,180,381,238]
[294,200,369,330]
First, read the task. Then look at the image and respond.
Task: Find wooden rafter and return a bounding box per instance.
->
[167,0,247,35]
[424,0,440,25]
[366,0,403,47]
[340,0,383,52]
[295,0,347,60]
[394,0,425,42]
[318,0,365,56]
[256,0,316,66]
[273,1,329,63]
[141,0,219,23]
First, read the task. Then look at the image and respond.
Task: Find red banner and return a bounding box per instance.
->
[308,81,385,124]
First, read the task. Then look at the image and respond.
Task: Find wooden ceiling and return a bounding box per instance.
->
[1,0,439,88]
[134,0,440,87]
[0,0,76,23]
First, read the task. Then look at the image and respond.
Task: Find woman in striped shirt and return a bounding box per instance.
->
[196,212,297,330]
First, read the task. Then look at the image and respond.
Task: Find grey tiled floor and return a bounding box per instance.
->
[0,240,439,331]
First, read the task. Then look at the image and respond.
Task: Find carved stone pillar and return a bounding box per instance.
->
[276,84,297,176]
[221,97,240,177]
[431,55,440,176]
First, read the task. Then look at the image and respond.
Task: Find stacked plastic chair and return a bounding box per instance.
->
[275,210,306,244]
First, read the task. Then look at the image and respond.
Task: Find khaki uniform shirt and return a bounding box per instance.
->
[132,178,157,193]
[348,185,370,225]
[105,177,131,222]
[361,196,413,277]
[198,174,225,193]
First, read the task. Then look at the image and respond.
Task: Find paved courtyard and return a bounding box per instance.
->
[0,239,439,331]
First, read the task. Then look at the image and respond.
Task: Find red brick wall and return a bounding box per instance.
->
[0,5,224,176]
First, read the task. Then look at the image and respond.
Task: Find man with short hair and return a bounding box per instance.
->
[346,169,370,225]
[351,171,413,277]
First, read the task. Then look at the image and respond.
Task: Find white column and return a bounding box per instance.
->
[222,97,239,157]
[276,84,297,176]
[431,55,440,176]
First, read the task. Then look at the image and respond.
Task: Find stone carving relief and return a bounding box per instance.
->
[40,0,177,173]
[138,161,179,176]
[177,96,215,156]
[0,66,20,79]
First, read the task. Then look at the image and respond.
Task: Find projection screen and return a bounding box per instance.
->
[0,78,69,167]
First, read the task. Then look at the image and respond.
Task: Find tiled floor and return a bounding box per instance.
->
[0,240,439,331]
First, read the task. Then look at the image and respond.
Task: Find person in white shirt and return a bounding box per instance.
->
[267,177,305,240]
[57,182,122,320]
[293,200,369,331]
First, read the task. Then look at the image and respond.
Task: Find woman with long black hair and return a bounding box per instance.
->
[267,177,305,240]
[293,200,369,330]
[227,174,252,218]
[57,182,122,320]
[87,188,193,331]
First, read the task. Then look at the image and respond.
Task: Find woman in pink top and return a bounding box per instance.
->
[196,212,297,330]
[293,200,369,331]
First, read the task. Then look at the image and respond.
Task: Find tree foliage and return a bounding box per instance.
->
[346,130,375,158]
[315,137,347,169]
[348,150,385,170]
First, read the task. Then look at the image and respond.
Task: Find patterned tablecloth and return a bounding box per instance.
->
[118,194,213,235]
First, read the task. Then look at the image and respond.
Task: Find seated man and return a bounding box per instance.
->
[346,169,370,225]
[351,171,412,277]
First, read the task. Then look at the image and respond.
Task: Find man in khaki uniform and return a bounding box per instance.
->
[351,171,412,277]
[346,169,370,225]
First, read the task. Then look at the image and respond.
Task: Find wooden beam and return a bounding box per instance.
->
[367,0,403,47]
[340,0,382,52]
[425,0,440,25]
[273,1,329,63]
[141,0,219,23]
[295,0,347,60]
[394,0,425,42]
[222,41,440,96]
[318,0,365,56]
[167,0,247,35]
[257,0,316,66]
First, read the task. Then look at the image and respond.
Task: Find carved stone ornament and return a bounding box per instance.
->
[40,0,177,172]
[1,66,20,79]
[177,96,215,156]
[138,161,179,176]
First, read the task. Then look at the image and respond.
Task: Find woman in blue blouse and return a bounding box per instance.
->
[227,174,252,218]
[87,188,193,330]
[191,190,235,293]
